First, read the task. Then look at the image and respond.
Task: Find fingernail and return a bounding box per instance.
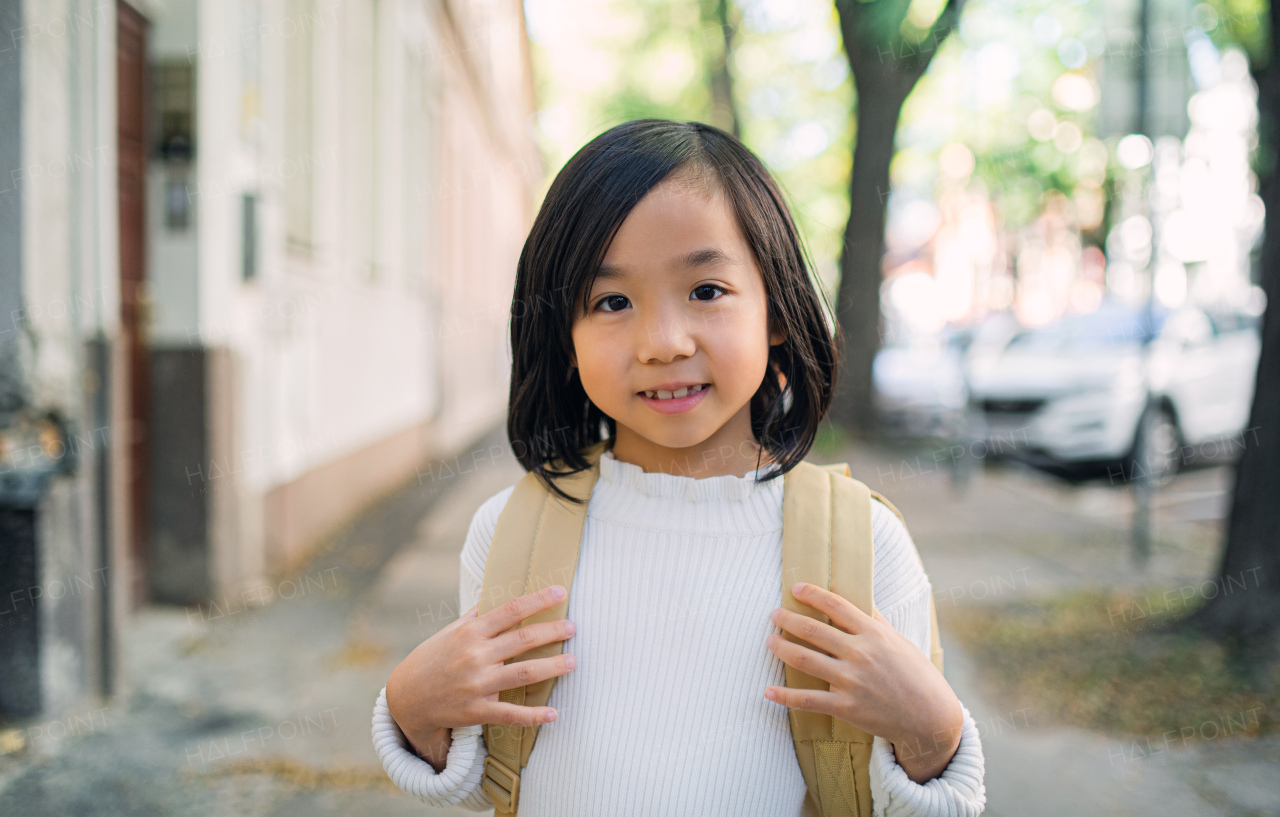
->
[545,711,557,723]
[792,582,806,595]
[765,689,776,701]
[551,585,566,599]
[565,621,576,636]
[766,633,776,647]
[770,608,780,624]
[565,654,576,669]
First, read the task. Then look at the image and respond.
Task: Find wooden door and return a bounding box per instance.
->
[117,0,150,609]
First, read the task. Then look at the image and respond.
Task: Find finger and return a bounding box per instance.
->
[773,608,848,658]
[481,702,560,728]
[767,632,845,686]
[489,619,576,662]
[451,605,479,628]
[490,653,577,694]
[432,604,478,639]
[763,683,840,717]
[791,582,872,634]
[478,585,567,637]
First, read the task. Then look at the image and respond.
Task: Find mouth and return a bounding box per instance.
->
[637,383,711,415]
[637,383,710,400]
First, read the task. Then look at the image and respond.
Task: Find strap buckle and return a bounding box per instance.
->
[483,755,521,813]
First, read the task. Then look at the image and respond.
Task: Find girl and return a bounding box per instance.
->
[372,119,986,816]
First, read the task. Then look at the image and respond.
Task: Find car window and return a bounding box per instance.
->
[1004,306,1168,353]
[1205,312,1234,334]
[1206,311,1256,335]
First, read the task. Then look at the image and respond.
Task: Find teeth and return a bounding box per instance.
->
[643,384,707,400]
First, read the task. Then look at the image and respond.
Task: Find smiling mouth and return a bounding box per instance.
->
[638,383,710,401]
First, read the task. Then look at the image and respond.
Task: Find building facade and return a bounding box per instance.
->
[0,0,539,720]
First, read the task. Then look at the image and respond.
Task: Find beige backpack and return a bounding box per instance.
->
[477,438,944,816]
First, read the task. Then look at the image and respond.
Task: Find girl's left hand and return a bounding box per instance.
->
[764,581,964,785]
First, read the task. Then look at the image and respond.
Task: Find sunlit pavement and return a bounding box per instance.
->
[2,426,1275,816]
[849,439,1229,598]
[845,438,1280,817]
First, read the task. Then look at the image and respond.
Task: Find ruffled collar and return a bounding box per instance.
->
[596,447,782,503]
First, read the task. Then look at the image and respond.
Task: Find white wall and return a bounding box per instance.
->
[183,0,534,586]
[146,0,200,345]
[18,0,123,716]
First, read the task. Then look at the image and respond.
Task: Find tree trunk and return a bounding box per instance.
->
[1192,9,1280,642]
[829,0,962,437]
[702,0,740,138]
[831,84,904,434]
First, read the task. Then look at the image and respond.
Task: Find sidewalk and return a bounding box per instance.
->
[844,438,1280,817]
[2,428,1275,815]
[0,425,519,816]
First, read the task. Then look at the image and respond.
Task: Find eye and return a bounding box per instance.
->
[692,284,727,302]
[594,294,630,313]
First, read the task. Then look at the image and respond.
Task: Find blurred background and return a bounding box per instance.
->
[0,0,1277,814]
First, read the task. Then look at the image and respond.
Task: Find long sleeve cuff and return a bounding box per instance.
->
[371,687,491,808]
[869,703,986,817]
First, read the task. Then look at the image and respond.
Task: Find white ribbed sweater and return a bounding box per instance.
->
[372,449,986,816]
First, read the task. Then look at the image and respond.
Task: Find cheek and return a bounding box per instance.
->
[707,316,772,392]
[721,304,772,358]
[570,327,620,383]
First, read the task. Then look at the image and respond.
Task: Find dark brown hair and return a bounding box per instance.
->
[507,119,841,503]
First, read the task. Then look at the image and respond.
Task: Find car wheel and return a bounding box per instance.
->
[1135,403,1180,484]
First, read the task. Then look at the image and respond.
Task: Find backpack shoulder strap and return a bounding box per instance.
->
[782,462,946,817]
[476,438,608,813]
[782,459,875,817]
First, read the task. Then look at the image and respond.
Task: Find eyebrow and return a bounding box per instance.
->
[593,247,734,281]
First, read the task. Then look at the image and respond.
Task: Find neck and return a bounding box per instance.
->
[607,433,777,480]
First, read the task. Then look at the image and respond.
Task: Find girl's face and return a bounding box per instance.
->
[570,174,785,477]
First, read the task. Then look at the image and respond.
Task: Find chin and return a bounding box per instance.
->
[632,428,718,451]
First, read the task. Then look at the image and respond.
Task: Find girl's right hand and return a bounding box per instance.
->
[385,584,577,771]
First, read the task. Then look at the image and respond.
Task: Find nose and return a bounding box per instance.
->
[636,301,697,364]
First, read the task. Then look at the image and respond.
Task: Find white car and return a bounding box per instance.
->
[873,331,969,438]
[966,301,1260,479]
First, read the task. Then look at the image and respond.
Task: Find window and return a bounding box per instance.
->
[242,193,258,280]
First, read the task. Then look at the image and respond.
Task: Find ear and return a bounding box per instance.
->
[769,324,787,347]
